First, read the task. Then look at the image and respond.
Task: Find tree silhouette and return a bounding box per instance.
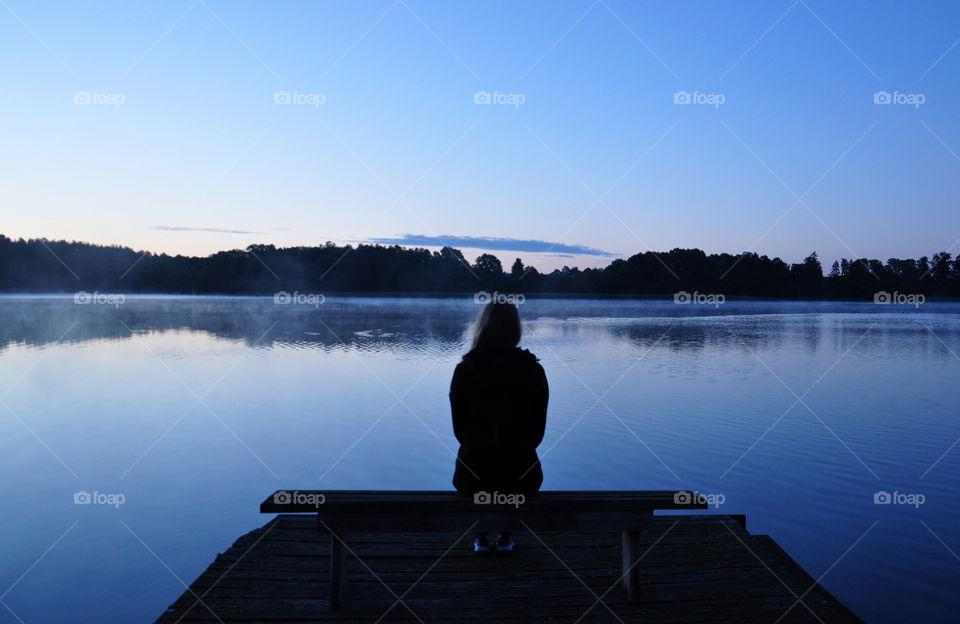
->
[0,233,956,299]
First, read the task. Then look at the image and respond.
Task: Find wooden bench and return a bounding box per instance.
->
[260,490,708,609]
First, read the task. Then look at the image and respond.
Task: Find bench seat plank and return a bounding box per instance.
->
[260,490,709,515]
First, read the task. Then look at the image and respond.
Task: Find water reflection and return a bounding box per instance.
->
[1,296,951,356]
[0,296,474,353]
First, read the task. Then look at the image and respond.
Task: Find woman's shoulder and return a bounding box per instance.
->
[515,347,541,363]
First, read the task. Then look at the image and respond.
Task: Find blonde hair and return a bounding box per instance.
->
[471,302,521,351]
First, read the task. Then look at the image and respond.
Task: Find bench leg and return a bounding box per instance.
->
[622,530,641,602]
[330,532,346,609]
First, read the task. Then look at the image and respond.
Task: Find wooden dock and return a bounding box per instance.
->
[155,514,863,623]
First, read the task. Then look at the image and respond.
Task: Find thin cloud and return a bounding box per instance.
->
[369,234,615,257]
[152,225,263,235]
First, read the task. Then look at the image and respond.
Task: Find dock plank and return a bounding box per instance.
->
[156,514,862,623]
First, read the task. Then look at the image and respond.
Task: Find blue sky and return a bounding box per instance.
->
[1,0,959,271]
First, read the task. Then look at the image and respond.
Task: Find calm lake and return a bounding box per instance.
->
[0,295,957,623]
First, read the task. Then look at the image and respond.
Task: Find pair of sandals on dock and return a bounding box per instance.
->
[473,531,515,553]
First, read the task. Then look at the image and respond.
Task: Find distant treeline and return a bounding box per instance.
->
[1,234,957,299]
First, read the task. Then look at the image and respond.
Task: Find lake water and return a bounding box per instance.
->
[0,295,957,623]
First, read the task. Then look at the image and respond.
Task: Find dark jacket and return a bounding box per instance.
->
[450,346,548,496]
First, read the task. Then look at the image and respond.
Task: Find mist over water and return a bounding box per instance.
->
[0,296,957,623]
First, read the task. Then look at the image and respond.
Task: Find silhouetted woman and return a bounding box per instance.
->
[450,301,548,552]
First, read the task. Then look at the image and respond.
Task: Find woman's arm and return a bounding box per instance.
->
[450,362,470,444]
[531,362,548,447]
